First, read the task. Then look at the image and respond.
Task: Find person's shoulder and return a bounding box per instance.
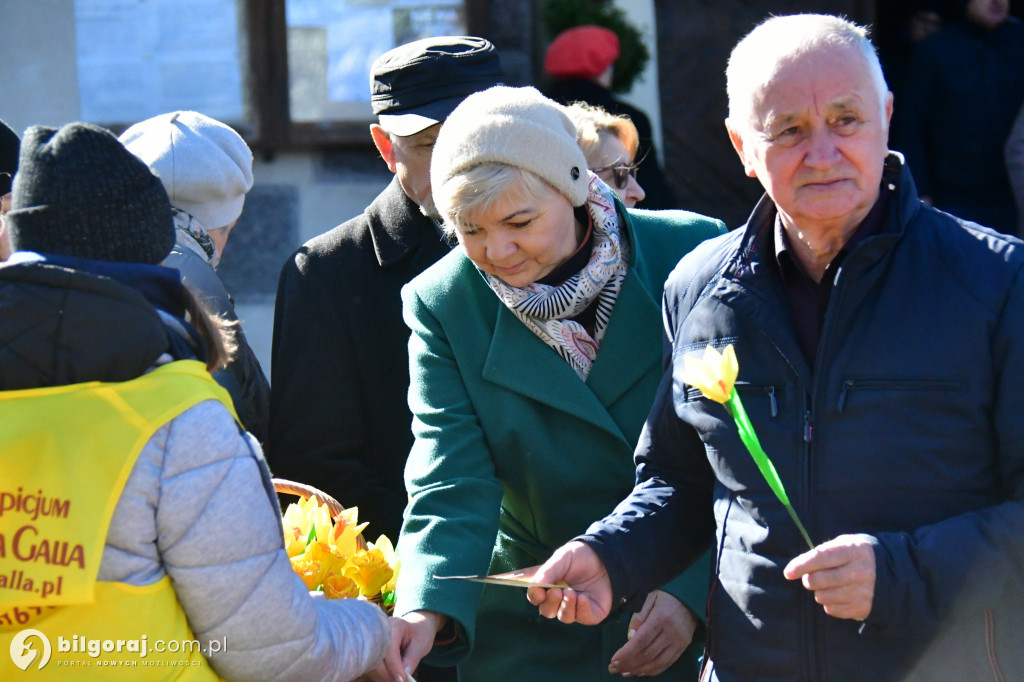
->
[165,243,231,304]
[286,182,425,272]
[277,209,379,287]
[403,248,475,304]
[628,208,727,240]
[629,208,728,278]
[299,211,375,258]
[910,205,1024,299]
[156,398,252,475]
[664,227,743,296]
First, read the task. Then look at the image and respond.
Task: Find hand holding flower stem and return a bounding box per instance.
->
[683,344,814,550]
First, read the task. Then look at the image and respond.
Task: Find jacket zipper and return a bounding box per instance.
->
[734,383,779,417]
[837,378,965,413]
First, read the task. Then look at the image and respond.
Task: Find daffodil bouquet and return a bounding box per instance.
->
[683,344,814,550]
[282,495,400,612]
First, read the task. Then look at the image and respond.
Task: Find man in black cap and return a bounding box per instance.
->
[268,33,502,592]
[0,118,20,260]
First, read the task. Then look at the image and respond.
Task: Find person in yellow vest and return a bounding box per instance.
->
[0,122,390,679]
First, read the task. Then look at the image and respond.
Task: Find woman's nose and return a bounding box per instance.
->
[486,231,517,261]
[624,174,646,208]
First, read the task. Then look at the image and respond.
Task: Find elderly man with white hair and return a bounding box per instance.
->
[527,13,1024,682]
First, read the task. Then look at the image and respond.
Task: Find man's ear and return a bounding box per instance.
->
[370,124,398,174]
[725,119,757,178]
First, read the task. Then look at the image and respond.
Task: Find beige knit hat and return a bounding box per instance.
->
[430,85,589,207]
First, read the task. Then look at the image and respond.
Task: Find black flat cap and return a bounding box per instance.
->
[370,36,502,136]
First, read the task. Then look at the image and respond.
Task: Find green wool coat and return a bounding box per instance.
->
[395,205,727,681]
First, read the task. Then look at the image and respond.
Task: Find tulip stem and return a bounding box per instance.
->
[726,389,814,550]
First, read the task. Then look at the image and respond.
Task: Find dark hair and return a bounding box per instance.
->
[182,287,237,372]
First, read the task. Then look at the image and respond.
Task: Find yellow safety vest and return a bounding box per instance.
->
[1,360,237,679]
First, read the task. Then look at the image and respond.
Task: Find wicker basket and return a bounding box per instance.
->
[273,477,370,551]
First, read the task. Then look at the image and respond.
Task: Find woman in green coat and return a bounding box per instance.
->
[377,86,726,682]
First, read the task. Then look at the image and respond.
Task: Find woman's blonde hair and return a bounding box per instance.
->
[436,162,559,238]
[562,102,640,167]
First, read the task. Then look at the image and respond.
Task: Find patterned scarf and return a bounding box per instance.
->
[172,208,220,270]
[484,175,630,381]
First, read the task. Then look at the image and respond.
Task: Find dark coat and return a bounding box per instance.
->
[0,260,171,389]
[267,178,450,542]
[585,155,1024,681]
[164,235,270,444]
[893,16,1024,234]
[396,203,726,680]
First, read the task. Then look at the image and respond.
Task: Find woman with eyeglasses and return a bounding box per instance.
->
[372,86,726,682]
[565,102,646,208]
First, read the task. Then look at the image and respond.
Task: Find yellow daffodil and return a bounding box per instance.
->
[282,503,310,558]
[290,545,331,591]
[682,343,739,404]
[344,547,394,597]
[281,496,335,556]
[308,498,333,546]
[282,494,402,604]
[369,535,401,595]
[327,507,369,558]
[321,571,361,600]
[682,342,815,550]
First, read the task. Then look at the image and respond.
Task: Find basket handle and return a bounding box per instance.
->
[273,478,369,551]
[273,478,345,519]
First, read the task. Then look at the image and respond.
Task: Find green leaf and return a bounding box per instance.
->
[305,523,316,549]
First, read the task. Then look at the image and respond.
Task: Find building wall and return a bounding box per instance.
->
[3,0,880,374]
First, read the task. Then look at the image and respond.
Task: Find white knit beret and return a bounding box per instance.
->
[430,85,589,207]
[119,111,254,231]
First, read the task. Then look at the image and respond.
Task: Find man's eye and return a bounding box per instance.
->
[768,126,801,144]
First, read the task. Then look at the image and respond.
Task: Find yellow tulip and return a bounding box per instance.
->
[682,343,739,404]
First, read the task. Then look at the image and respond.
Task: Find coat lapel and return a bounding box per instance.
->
[586,270,661,409]
[481,267,661,444]
[366,179,451,271]
[482,304,628,441]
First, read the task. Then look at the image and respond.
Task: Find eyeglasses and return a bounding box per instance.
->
[591,162,639,190]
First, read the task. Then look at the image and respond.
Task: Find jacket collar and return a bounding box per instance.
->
[731,152,915,279]
[715,153,917,382]
[364,177,451,269]
[481,206,661,442]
